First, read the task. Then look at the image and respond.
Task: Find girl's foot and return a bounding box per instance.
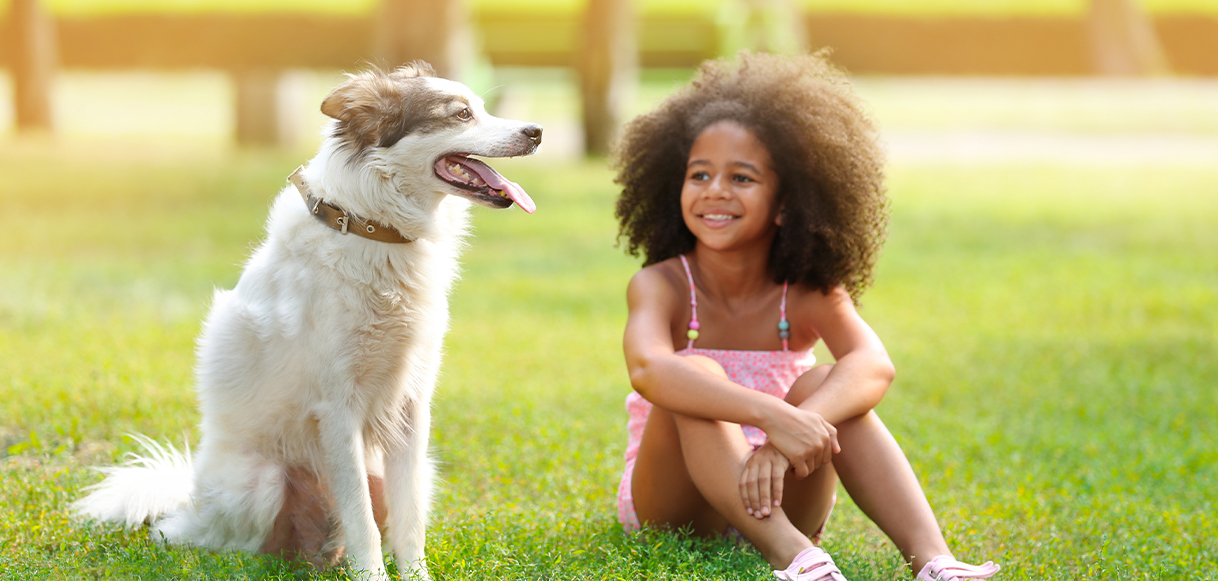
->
[915,555,1000,580]
[773,547,847,581]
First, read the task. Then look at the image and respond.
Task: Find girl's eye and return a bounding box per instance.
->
[690,171,710,181]
[733,174,754,183]
[456,108,473,121]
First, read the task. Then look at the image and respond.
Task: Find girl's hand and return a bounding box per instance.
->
[763,406,840,479]
[739,442,789,519]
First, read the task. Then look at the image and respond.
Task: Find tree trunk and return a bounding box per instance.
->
[580,0,637,157]
[1087,0,1170,75]
[374,0,472,81]
[233,69,291,147]
[10,0,57,132]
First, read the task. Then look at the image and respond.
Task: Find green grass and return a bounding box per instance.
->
[1,134,1216,581]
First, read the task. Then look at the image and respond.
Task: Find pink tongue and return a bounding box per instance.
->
[459,157,536,214]
[495,179,536,214]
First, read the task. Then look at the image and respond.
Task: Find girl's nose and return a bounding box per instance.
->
[705,175,730,198]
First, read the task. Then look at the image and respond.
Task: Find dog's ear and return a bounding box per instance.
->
[321,68,450,153]
[321,72,402,152]
[322,73,381,122]
[319,83,350,121]
[321,61,434,123]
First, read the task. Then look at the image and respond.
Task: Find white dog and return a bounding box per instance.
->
[74,62,541,580]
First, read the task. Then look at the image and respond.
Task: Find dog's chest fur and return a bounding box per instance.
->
[300,206,467,444]
[201,192,471,460]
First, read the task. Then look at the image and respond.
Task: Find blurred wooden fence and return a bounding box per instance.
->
[3,0,1217,151]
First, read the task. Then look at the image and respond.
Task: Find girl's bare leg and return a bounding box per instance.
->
[631,356,836,569]
[834,412,951,573]
[787,366,953,573]
[633,406,837,568]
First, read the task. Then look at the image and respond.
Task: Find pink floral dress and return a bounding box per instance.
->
[617,255,818,531]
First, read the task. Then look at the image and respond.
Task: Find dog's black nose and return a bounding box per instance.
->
[522,124,543,145]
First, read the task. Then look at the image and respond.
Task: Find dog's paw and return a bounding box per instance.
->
[347,566,391,581]
[393,558,431,581]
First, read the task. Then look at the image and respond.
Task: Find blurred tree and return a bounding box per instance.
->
[234,70,291,147]
[1088,0,1170,75]
[717,0,808,57]
[10,0,56,132]
[375,0,473,82]
[581,0,636,157]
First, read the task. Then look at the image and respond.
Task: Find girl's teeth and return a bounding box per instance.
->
[705,214,733,220]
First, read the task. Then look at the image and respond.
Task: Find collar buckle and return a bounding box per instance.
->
[286,166,414,244]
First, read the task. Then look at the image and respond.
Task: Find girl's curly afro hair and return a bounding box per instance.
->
[613,51,889,300]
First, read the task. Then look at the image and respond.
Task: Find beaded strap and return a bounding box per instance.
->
[679,255,700,349]
[679,254,790,352]
[778,281,790,351]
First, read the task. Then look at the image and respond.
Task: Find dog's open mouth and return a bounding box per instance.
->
[434,155,536,214]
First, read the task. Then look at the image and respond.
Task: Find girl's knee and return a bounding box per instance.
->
[683,354,729,379]
[648,405,721,435]
[838,408,882,432]
[784,364,834,405]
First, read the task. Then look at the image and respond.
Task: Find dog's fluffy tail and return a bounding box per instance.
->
[73,434,194,529]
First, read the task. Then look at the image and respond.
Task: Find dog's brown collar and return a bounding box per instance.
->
[288,167,414,244]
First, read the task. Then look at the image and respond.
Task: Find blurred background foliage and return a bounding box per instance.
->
[2,0,1216,579]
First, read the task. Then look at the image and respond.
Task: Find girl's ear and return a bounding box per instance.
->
[775,208,784,227]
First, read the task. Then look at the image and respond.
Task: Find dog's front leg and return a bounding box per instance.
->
[383,399,433,580]
[317,407,387,579]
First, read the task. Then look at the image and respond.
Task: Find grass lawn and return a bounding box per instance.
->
[1,124,1216,577]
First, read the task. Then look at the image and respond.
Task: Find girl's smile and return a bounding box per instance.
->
[697,212,739,227]
[681,121,781,249]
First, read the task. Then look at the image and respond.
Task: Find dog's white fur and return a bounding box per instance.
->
[74,65,540,580]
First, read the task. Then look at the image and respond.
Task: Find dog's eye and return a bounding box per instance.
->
[455,108,473,121]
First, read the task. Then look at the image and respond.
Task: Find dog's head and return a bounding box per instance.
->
[320,62,541,214]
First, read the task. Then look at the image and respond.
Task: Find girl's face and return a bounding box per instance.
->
[681,120,781,253]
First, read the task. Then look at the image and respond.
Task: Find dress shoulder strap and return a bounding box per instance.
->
[779,281,790,352]
[680,254,791,352]
[678,254,700,349]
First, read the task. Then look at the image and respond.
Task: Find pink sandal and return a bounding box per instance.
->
[915,555,1000,580]
[773,547,848,581]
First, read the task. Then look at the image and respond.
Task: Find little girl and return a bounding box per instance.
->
[612,52,1000,581]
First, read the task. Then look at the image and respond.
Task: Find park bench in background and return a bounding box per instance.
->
[2,0,1216,153]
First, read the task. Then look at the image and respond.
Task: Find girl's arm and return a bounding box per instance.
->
[739,286,892,518]
[739,286,893,517]
[624,266,837,478]
[623,266,782,426]
[796,286,896,425]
